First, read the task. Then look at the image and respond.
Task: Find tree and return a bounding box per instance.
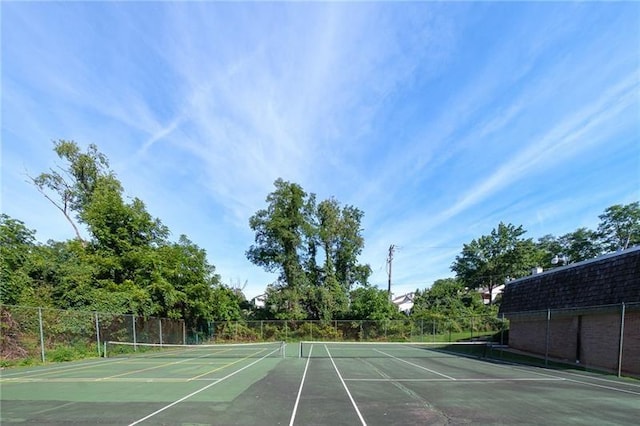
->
[451,222,537,304]
[558,228,603,263]
[315,199,368,318]
[597,202,640,252]
[20,141,226,328]
[28,140,111,243]
[348,285,399,320]
[536,229,603,268]
[412,279,484,314]
[247,180,371,320]
[246,179,310,289]
[81,177,169,255]
[0,215,37,305]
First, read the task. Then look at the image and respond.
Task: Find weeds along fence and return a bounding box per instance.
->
[0,304,185,365]
[206,315,507,344]
[1,304,507,365]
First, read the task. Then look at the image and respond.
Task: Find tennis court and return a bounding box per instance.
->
[1,341,638,425]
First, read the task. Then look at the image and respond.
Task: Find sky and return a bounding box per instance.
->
[2,1,639,300]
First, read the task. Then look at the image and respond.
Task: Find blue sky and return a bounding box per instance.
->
[2,2,639,300]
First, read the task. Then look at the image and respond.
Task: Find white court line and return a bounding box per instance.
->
[504,366,640,396]
[288,344,313,426]
[128,346,280,425]
[326,345,367,426]
[0,377,218,383]
[415,351,640,396]
[0,357,130,379]
[555,369,640,389]
[374,349,456,380]
[345,377,566,382]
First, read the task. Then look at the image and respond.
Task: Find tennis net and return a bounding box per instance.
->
[105,341,285,359]
[298,341,493,359]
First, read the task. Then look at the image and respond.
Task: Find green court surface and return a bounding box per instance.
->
[1,341,639,425]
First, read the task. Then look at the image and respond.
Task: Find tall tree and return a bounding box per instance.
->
[597,202,640,252]
[334,205,368,290]
[451,222,537,304]
[247,180,370,320]
[246,179,310,289]
[28,140,111,243]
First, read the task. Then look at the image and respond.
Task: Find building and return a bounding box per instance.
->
[499,246,640,377]
[250,294,267,309]
[479,284,504,305]
[392,292,415,314]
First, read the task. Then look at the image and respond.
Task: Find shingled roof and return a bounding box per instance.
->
[499,246,640,314]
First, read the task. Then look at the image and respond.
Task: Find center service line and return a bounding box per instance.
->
[288,344,313,426]
[326,345,367,426]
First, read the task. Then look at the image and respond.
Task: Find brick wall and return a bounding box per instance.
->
[500,248,639,377]
[508,308,639,376]
[508,318,546,355]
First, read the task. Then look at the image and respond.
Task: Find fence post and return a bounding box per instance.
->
[470,316,474,339]
[618,303,626,378]
[132,315,137,351]
[95,312,101,357]
[159,318,163,346]
[544,308,551,367]
[38,307,45,363]
[500,313,505,346]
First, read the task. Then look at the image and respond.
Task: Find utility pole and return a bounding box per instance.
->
[387,244,395,299]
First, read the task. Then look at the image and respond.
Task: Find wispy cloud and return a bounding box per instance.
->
[3,2,638,297]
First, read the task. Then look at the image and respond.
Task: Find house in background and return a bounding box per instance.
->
[250,294,267,309]
[479,284,505,305]
[392,292,415,314]
[499,246,640,377]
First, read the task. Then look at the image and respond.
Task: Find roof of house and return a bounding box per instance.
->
[499,246,640,314]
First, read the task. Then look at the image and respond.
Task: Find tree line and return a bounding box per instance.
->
[2,141,639,330]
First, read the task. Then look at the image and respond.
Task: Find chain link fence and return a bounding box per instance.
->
[209,315,506,344]
[1,304,185,365]
[1,304,507,365]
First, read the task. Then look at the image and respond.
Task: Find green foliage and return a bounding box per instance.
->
[11,141,244,332]
[451,222,538,303]
[537,228,604,267]
[8,139,637,339]
[247,179,310,286]
[348,286,399,320]
[48,344,88,362]
[0,215,37,305]
[597,202,640,251]
[247,180,370,321]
